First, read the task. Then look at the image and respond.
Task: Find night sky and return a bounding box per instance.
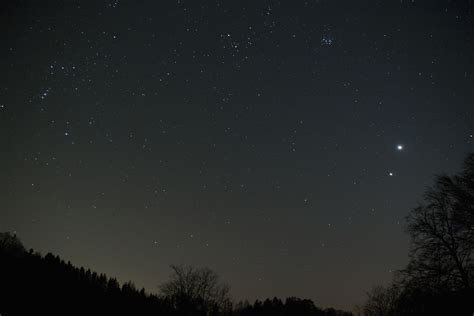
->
[1,0,474,310]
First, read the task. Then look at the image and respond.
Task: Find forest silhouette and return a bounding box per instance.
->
[1,153,473,316]
[0,232,350,316]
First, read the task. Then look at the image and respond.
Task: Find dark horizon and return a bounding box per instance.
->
[1,231,353,315]
[1,0,473,311]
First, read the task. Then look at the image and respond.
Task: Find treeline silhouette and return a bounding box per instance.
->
[0,233,170,315]
[0,233,350,316]
[233,297,348,316]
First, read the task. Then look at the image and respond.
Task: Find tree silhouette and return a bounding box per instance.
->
[361,153,474,315]
[159,264,232,316]
[0,231,25,256]
[404,152,474,290]
[362,284,400,316]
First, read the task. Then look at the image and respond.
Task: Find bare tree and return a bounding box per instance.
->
[362,283,400,316]
[159,264,231,315]
[404,153,474,290]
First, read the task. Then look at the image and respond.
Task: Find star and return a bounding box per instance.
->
[397,145,403,151]
[389,172,394,177]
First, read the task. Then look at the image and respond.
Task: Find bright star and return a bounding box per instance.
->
[397,145,403,151]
